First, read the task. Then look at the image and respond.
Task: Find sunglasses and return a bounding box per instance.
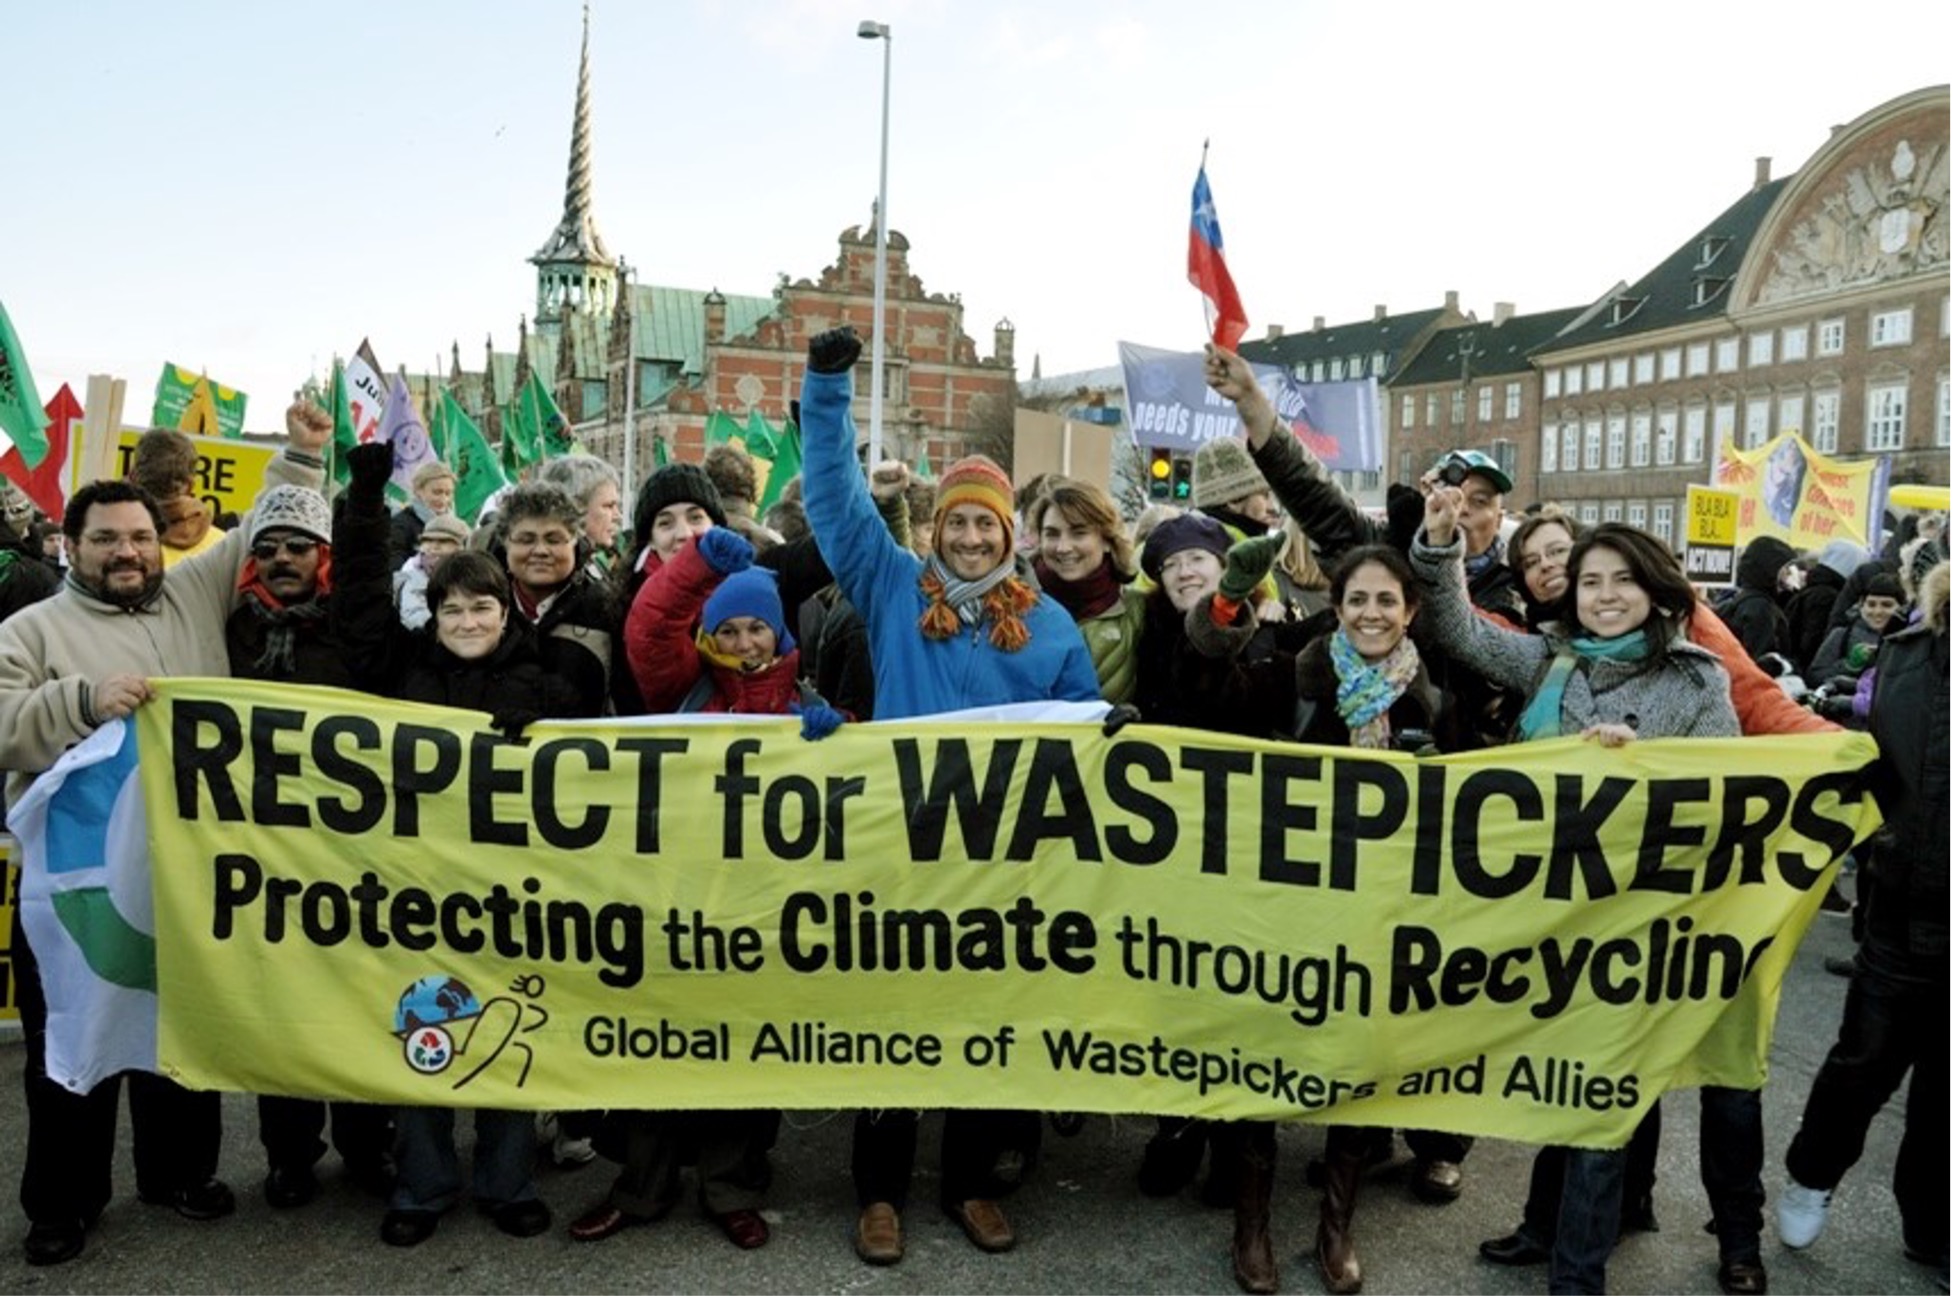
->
[252,537,320,561]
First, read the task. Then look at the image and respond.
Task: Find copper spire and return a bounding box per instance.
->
[533,3,611,267]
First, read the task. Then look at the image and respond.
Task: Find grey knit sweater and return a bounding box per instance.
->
[1410,532,1739,740]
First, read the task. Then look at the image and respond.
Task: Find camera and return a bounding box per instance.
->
[1391,727,1435,755]
[1437,455,1472,488]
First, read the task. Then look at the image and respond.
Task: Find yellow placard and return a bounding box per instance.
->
[69,428,277,517]
[1,835,18,1023]
[138,681,1880,1148]
[1686,485,1741,546]
[1717,433,1884,548]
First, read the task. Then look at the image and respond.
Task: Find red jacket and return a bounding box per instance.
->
[624,537,802,715]
[1686,603,1838,737]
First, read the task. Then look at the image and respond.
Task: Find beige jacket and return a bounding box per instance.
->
[0,451,321,808]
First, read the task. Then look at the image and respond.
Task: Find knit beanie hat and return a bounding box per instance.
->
[249,486,333,545]
[1191,437,1266,509]
[701,567,795,654]
[1813,539,1865,581]
[1865,572,1907,602]
[411,461,456,491]
[420,513,470,546]
[1903,536,1945,597]
[635,463,729,541]
[934,455,1014,537]
[1141,512,1232,582]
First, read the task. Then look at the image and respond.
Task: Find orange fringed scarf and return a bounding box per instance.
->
[917,565,1039,652]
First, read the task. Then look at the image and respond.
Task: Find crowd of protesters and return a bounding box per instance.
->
[0,330,1944,1295]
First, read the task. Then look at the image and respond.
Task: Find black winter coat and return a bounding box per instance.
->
[1863,615,1948,966]
[1716,537,1796,662]
[1782,565,1845,669]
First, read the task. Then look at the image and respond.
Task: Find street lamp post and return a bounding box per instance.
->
[858,18,891,467]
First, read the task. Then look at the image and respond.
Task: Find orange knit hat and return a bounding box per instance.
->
[933,455,1015,539]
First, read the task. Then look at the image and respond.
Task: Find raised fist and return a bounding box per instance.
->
[347,442,394,497]
[808,326,863,376]
[285,400,333,453]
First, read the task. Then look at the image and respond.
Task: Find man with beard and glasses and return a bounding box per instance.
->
[0,402,329,1267]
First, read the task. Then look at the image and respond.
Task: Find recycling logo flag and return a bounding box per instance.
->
[12,722,159,1092]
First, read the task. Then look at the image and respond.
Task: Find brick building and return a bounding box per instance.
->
[419,11,1017,485]
[1526,85,1948,545]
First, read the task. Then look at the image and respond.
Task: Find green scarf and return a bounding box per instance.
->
[1515,630,1648,741]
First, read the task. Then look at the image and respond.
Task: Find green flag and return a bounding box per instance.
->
[759,420,802,512]
[0,298,49,469]
[915,444,934,480]
[504,371,575,472]
[151,363,247,438]
[742,408,779,460]
[325,360,358,488]
[705,410,742,447]
[652,434,671,468]
[440,390,509,523]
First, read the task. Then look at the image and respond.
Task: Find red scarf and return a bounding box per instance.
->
[1033,555,1122,619]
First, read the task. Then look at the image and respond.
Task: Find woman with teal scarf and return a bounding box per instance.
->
[1410,490,1739,1295]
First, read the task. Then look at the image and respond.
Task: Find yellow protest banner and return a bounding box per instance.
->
[1,834,19,1024]
[139,681,1880,1148]
[1684,485,1741,584]
[68,427,277,517]
[1716,432,1884,548]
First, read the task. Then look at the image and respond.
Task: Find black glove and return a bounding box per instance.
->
[1825,675,1861,697]
[1102,703,1142,736]
[1385,482,1425,552]
[489,708,538,742]
[1815,694,1855,723]
[347,442,393,501]
[808,326,863,376]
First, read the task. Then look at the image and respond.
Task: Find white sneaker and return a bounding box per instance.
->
[552,1134,596,1168]
[1777,1181,1832,1248]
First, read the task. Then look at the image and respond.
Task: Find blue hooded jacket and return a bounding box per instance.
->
[798,368,1100,719]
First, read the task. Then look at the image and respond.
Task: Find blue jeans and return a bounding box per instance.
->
[1549,1146,1624,1295]
[390,1107,538,1213]
[1698,1086,1765,1262]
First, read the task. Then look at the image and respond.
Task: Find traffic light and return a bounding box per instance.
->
[1172,456,1194,501]
[1148,450,1173,500]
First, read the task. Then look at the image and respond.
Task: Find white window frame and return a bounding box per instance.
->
[1938,374,1950,448]
[1777,393,1805,443]
[1656,409,1678,466]
[1565,364,1584,395]
[1541,424,1558,474]
[1780,325,1808,362]
[1560,423,1579,472]
[1683,407,1707,466]
[1330,357,1346,381]
[1543,369,1562,399]
[1744,397,1771,450]
[1631,412,1652,467]
[1660,348,1683,380]
[1870,308,1913,348]
[1578,501,1600,525]
[1477,385,1493,422]
[1747,332,1774,367]
[1633,353,1656,385]
[1586,361,1606,391]
[1865,381,1907,451]
[1401,394,1416,429]
[1609,358,1630,389]
[1606,415,1627,468]
[1505,382,1522,420]
[1426,393,1439,427]
[1627,500,1648,530]
[1716,338,1740,373]
[1583,419,1603,470]
[1602,500,1624,523]
[1653,502,1675,545]
[1812,389,1840,453]
[1686,343,1710,377]
[1817,318,1845,356]
[1451,389,1467,426]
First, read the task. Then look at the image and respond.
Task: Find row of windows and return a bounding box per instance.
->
[1540,374,1949,472]
[1297,352,1391,384]
[1399,383,1524,430]
[1540,300,1945,400]
[1551,499,1678,545]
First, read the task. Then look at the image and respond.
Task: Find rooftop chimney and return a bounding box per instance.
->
[1444,289,1460,313]
[1373,304,1387,322]
[1754,156,1772,189]
[1493,301,1515,327]
[1312,315,1325,332]
[1265,323,1285,342]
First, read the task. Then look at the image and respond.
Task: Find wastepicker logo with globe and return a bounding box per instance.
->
[392,973,550,1091]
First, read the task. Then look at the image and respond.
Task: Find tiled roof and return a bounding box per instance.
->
[1239,306,1450,370]
[1395,306,1589,385]
[632,285,775,377]
[1543,179,1789,353]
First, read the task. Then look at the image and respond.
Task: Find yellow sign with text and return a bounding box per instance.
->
[1686,485,1740,546]
[141,682,1880,1148]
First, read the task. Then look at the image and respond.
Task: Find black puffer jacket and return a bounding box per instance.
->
[1132,593,1299,740]
[1862,592,1948,966]
[1716,536,1796,661]
[1783,564,1845,669]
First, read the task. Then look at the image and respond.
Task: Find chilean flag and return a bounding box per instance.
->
[1188,164,1248,351]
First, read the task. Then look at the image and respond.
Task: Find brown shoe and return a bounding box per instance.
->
[854,1202,903,1265]
[1232,1151,1278,1294]
[949,1198,1015,1253]
[1317,1149,1365,1294]
[717,1209,769,1250]
[1410,1158,1464,1204]
[568,1204,650,1243]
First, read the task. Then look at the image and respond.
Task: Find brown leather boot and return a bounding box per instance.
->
[1316,1147,1364,1294]
[1231,1148,1277,1295]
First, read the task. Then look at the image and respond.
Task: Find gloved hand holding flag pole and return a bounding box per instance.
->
[1188,142,1249,352]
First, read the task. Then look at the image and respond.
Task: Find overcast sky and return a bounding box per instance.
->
[4,1,1948,432]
